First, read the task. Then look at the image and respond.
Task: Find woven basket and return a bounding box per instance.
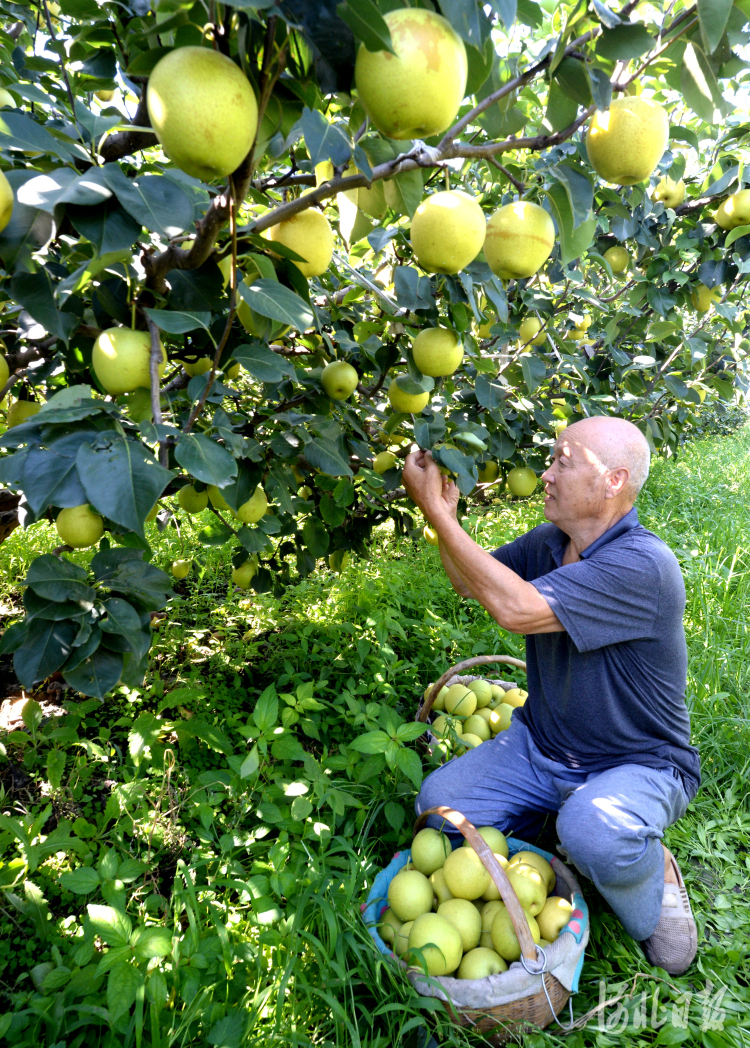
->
[363,657,589,1043]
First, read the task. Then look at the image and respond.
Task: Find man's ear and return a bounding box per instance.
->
[605,466,630,499]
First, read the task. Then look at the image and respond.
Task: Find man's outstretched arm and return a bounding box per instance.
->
[403,451,564,635]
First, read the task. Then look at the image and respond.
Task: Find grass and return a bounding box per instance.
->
[1,426,750,1046]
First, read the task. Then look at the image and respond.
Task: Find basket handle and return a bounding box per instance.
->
[414,805,538,962]
[419,655,527,722]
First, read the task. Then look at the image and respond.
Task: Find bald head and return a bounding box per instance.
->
[561,416,650,501]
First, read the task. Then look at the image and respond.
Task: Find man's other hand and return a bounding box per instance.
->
[403,451,460,522]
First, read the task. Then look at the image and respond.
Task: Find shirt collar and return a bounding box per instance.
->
[545,507,640,567]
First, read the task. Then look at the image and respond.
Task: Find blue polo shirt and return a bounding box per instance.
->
[491,508,700,798]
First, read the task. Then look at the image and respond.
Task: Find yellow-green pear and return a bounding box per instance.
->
[462,715,491,741]
[388,380,429,414]
[460,733,484,750]
[507,863,547,916]
[536,897,574,942]
[502,687,528,707]
[394,920,413,956]
[373,451,397,474]
[207,484,230,511]
[171,559,191,579]
[477,461,499,484]
[466,679,493,708]
[715,199,734,230]
[56,505,104,549]
[321,360,358,399]
[430,868,454,906]
[232,557,259,589]
[443,846,490,900]
[234,486,267,524]
[506,467,536,497]
[92,328,166,396]
[406,912,463,975]
[410,190,485,274]
[691,284,721,312]
[431,714,462,737]
[519,316,546,345]
[604,245,629,273]
[491,903,540,962]
[458,947,508,979]
[722,189,750,228]
[6,400,41,428]
[488,683,506,705]
[423,525,439,546]
[488,703,514,735]
[653,176,685,208]
[485,201,555,281]
[328,550,350,573]
[388,869,434,922]
[412,327,463,377]
[263,209,334,278]
[0,170,13,233]
[410,828,451,877]
[378,907,402,946]
[437,898,482,952]
[444,684,476,717]
[95,89,115,102]
[184,357,212,377]
[481,854,511,901]
[354,9,467,140]
[147,47,258,181]
[178,485,208,514]
[509,850,555,892]
[463,826,509,859]
[586,97,669,185]
[0,88,16,109]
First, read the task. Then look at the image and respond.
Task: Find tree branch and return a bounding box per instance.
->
[99,84,157,163]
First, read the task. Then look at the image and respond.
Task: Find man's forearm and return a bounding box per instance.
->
[439,541,473,597]
[431,513,562,634]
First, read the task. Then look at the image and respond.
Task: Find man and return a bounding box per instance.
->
[402,416,699,975]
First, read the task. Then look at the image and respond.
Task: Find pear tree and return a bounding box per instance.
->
[0,0,749,699]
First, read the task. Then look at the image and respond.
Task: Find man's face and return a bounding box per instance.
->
[540,430,613,527]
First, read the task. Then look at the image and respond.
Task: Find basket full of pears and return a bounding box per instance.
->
[364,806,589,1043]
[416,654,530,758]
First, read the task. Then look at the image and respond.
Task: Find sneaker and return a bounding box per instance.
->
[639,848,697,975]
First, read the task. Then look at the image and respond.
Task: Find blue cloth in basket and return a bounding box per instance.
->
[363,837,588,992]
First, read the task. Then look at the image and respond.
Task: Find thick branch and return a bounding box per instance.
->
[99,85,157,163]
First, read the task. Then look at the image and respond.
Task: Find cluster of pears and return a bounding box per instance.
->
[426,678,528,756]
[715,190,750,231]
[379,825,573,979]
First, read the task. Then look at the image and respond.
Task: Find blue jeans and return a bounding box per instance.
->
[415,718,690,940]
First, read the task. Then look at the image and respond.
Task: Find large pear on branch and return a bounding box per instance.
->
[147,47,258,181]
[484,201,555,281]
[586,97,669,186]
[263,209,334,277]
[0,170,13,233]
[354,8,467,139]
[412,327,463,377]
[92,328,166,396]
[410,190,486,274]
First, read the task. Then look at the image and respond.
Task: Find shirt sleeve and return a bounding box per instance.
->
[530,544,661,651]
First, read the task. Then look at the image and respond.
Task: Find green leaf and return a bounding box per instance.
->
[291,796,313,820]
[725,223,750,247]
[647,286,676,318]
[63,646,124,699]
[298,107,352,167]
[16,167,113,212]
[197,521,235,546]
[520,353,547,394]
[0,111,72,162]
[174,434,238,487]
[107,962,141,1021]
[143,308,212,335]
[302,516,330,557]
[87,904,132,947]
[681,42,727,122]
[10,271,78,345]
[304,437,353,477]
[554,56,592,106]
[68,197,142,254]
[240,744,260,778]
[78,435,173,538]
[397,722,429,742]
[232,342,295,383]
[548,163,593,228]
[0,170,55,270]
[253,685,279,731]
[60,867,100,895]
[104,558,172,610]
[21,430,95,516]
[697,0,733,55]
[102,164,194,238]
[395,746,423,789]
[545,182,596,265]
[337,0,395,53]
[176,719,234,755]
[132,926,172,961]
[543,79,578,133]
[25,555,93,602]
[384,168,423,218]
[237,278,314,331]
[271,734,307,761]
[47,749,66,790]
[349,730,390,754]
[595,23,654,60]
[14,620,77,690]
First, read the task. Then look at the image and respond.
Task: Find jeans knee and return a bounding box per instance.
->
[557,800,653,886]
